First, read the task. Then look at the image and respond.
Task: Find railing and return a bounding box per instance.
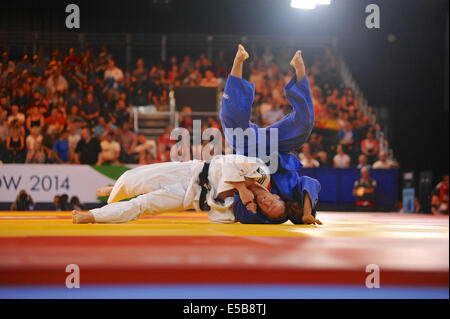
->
[1,30,333,70]
[132,85,218,136]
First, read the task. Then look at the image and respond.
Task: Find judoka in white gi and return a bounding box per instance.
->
[72,154,285,224]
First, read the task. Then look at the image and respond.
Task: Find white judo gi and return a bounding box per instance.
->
[90,154,271,224]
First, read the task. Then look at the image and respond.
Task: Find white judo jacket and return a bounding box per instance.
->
[91,154,270,224]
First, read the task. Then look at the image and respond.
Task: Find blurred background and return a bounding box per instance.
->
[0,0,448,214]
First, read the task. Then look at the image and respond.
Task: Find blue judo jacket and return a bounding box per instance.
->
[220,74,321,224]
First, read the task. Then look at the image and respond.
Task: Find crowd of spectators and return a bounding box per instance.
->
[0,45,396,169]
[295,54,399,170]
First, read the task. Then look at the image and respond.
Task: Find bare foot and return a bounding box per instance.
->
[234,44,249,63]
[290,50,306,81]
[96,186,113,197]
[72,210,95,224]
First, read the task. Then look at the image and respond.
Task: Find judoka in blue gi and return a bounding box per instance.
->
[220,45,322,225]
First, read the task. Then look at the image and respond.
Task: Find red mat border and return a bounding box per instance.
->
[1,268,448,287]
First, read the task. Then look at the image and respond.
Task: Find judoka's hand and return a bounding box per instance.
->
[230,181,256,213]
[302,214,323,225]
[246,202,257,214]
[239,187,255,209]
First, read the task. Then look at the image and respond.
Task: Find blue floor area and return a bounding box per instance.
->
[0,284,448,299]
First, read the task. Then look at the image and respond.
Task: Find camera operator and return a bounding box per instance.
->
[10,190,35,211]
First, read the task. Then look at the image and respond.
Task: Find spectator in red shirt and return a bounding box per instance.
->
[432,174,449,215]
[214,50,228,80]
[313,96,327,120]
[45,107,66,135]
[157,125,175,155]
[360,130,379,164]
[167,64,180,85]
[64,48,81,70]
[207,116,220,129]
[179,106,193,132]
[25,91,48,115]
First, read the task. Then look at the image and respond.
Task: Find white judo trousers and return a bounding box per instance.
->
[90,155,270,224]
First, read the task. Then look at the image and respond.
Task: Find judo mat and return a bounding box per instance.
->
[0,211,448,299]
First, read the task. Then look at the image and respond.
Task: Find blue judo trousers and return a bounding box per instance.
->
[220,74,321,224]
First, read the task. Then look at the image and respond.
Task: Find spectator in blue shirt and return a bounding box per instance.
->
[339,121,355,146]
[53,130,70,163]
[94,116,107,138]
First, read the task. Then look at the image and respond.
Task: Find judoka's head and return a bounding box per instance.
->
[255,192,286,221]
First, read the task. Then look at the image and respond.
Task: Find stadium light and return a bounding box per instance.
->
[290,0,331,10]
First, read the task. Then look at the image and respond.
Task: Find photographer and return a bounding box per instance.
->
[10,190,35,211]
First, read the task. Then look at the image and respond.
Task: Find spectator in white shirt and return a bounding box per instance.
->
[199,69,219,87]
[7,104,25,125]
[25,126,44,163]
[372,152,398,169]
[134,134,157,164]
[333,144,351,168]
[299,143,320,168]
[26,126,43,152]
[46,67,68,95]
[104,59,124,91]
[97,132,121,165]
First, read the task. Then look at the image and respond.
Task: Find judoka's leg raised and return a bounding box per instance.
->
[220,45,254,130]
[230,44,249,79]
[264,50,314,152]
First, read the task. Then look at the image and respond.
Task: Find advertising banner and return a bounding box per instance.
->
[0,165,134,203]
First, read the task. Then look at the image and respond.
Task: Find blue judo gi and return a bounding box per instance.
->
[220,74,321,224]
